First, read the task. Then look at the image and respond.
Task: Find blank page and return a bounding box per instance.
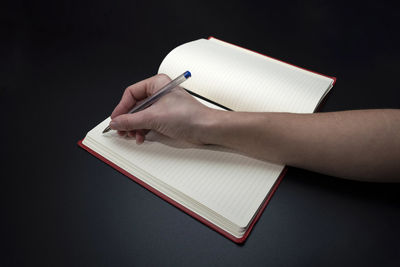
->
[158,38,334,113]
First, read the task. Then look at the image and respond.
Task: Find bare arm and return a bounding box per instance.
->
[110,74,400,182]
[197,109,400,182]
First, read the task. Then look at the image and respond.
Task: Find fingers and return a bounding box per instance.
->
[109,74,172,144]
[135,130,146,144]
[116,128,148,145]
[118,130,127,136]
[111,79,148,119]
[111,74,172,119]
[127,130,136,138]
[109,111,152,132]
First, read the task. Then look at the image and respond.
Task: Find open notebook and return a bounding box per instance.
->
[79,37,335,243]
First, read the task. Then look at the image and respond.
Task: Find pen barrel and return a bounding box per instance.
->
[128,71,190,114]
[154,72,190,96]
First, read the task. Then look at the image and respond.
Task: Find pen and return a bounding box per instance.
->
[102,71,192,134]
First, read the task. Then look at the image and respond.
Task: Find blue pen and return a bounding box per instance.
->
[103,71,191,133]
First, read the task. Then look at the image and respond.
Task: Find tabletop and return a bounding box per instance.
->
[2,1,400,266]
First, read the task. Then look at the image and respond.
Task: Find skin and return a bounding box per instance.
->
[110,74,400,182]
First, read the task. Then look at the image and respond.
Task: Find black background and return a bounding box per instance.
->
[2,0,400,266]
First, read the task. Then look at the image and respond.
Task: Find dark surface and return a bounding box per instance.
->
[2,1,400,266]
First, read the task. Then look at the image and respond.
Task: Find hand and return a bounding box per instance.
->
[110,74,214,144]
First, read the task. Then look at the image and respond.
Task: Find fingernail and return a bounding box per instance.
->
[109,121,117,129]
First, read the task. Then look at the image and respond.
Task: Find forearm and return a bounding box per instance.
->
[197,109,400,182]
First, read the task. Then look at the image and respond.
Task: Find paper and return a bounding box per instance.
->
[159,38,333,113]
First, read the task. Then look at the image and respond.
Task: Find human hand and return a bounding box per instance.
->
[109,74,214,144]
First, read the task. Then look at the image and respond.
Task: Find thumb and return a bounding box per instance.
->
[109,111,152,131]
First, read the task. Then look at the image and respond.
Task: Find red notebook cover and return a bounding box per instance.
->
[78,37,336,243]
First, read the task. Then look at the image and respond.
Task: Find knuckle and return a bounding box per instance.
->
[156,73,171,82]
[120,116,130,129]
[124,86,132,94]
[147,74,173,96]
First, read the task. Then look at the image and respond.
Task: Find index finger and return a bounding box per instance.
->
[110,74,171,119]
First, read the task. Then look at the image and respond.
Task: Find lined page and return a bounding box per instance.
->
[83,39,335,236]
[84,117,283,229]
[158,38,333,113]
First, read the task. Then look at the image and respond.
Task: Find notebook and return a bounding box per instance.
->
[79,37,336,243]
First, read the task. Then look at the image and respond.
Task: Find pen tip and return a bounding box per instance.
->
[184,71,191,79]
[102,126,111,134]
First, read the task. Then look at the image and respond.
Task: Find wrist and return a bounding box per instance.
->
[193,108,233,146]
